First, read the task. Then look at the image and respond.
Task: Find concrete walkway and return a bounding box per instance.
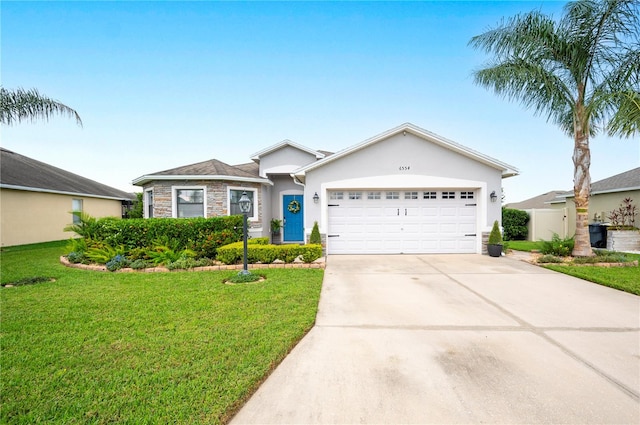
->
[231,255,640,424]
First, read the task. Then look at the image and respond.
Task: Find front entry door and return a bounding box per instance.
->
[283,194,304,242]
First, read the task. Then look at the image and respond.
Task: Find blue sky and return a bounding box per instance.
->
[2,1,638,203]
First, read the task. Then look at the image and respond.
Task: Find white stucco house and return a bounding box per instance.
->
[132,123,518,254]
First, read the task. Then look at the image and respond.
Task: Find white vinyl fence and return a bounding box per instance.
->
[524,208,568,241]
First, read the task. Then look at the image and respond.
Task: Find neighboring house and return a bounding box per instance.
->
[0,148,136,247]
[132,123,519,254]
[510,167,640,241]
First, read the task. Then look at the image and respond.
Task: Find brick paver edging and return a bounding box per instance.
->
[60,256,325,272]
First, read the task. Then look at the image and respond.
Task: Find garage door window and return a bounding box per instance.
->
[348,192,362,200]
[367,191,381,200]
[386,191,399,199]
[330,192,344,200]
[442,191,456,199]
[461,191,474,199]
[404,191,418,200]
[423,191,437,199]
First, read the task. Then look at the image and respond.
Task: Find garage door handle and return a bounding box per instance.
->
[465,234,477,236]
[397,209,399,216]
[405,208,407,216]
[327,234,340,238]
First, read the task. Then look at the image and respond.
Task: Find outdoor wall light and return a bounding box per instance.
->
[490,191,498,203]
[313,192,319,203]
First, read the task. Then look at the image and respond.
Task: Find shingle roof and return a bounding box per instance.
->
[505,190,566,209]
[590,167,640,194]
[131,158,271,186]
[0,148,134,200]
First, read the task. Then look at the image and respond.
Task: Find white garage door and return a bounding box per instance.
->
[327,189,477,254]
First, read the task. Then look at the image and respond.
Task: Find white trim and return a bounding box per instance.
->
[293,122,519,181]
[132,174,272,186]
[172,185,207,218]
[144,187,154,219]
[0,183,132,201]
[250,139,325,161]
[227,186,259,221]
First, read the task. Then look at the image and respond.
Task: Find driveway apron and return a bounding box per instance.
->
[231,255,640,424]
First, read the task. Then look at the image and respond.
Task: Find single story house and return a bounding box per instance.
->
[0,148,136,247]
[132,123,519,254]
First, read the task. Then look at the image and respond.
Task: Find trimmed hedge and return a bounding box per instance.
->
[502,208,530,241]
[217,242,322,264]
[83,216,244,258]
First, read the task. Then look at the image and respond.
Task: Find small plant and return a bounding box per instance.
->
[488,220,503,245]
[270,219,283,235]
[537,254,564,263]
[85,243,126,265]
[226,272,262,284]
[1,276,53,287]
[540,233,574,257]
[147,245,196,266]
[63,212,98,239]
[607,197,638,228]
[129,259,150,270]
[309,221,321,244]
[106,255,130,272]
[66,251,86,264]
[166,257,212,270]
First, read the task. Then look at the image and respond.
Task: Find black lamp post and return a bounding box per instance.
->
[238,191,252,275]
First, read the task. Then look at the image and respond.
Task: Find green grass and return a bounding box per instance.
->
[1,241,323,424]
[506,241,639,295]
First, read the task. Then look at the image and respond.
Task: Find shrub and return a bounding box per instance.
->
[488,220,503,245]
[66,251,86,264]
[607,197,638,228]
[147,246,196,266]
[106,255,130,272]
[166,257,212,270]
[537,254,564,263]
[217,242,322,265]
[540,233,574,257]
[226,272,262,283]
[502,208,529,240]
[85,243,126,265]
[309,222,321,244]
[129,259,150,270]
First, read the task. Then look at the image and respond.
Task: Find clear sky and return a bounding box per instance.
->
[2,1,638,204]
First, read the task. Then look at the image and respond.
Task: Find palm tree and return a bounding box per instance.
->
[469,0,639,257]
[0,87,82,127]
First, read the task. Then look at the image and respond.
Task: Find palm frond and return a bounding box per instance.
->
[0,87,83,127]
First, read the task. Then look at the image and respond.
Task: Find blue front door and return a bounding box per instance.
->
[283,195,304,242]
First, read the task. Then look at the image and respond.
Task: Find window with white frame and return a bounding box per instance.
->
[423,191,437,199]
[460,191,474,199]
[386,191,399,200]
[145,189,154,218]
[228,188,257,220]
[72,198,83,224]
[367,191,381,200]
[348,191,362,200]
[329,191,344,200]
[404,191,418,200]
[175,188,205,218]
[442,191,456,199]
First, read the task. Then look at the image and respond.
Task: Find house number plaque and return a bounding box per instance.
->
[398,165,411,171]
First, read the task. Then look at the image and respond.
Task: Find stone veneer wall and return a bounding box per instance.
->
[144,180,263,227]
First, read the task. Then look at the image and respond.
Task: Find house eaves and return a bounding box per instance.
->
[131,175,273,186]
[292,122,519,182]
[0,183,135,201]
[250,139,326,162]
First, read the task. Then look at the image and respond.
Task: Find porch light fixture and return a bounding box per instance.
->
[490,191,497,203]
[238,191,252,275]
[313,192,319,203]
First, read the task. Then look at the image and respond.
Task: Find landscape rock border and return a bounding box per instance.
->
[60,256,325,272]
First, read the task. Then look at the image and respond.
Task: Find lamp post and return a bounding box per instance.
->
[238,191,252,275]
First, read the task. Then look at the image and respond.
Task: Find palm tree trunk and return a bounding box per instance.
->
[572,128,594,257]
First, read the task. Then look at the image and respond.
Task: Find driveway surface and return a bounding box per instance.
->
[231,255,640,424]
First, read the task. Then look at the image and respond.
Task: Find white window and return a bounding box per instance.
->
[442,191,456,199]
[386,191,399,200]
[461,191,474,199]
[228,187,257,220]
[173,187,206,218]
[348,192,362,200]
[423,191,437,199]
[330,192,344,200]
[145,189,154,218]
[72,199,83,224]
[404,191,418,200]
[367,191,381,200]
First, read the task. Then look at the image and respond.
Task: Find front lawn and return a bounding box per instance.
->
[507,241,640,295]
[1,241,323,424]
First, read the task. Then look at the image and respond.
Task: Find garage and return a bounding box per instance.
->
[327,189,477,254]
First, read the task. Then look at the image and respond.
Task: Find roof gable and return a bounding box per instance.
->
[0,148,134,200]
[250,139,325,162]
[293,123,519,179]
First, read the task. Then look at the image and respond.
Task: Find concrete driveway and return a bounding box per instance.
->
[231,255,640,424]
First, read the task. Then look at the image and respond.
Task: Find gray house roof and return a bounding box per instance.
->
[0,148,134,200]
[552,167,640,201]
[505,190,566,209]
[132,158,271,186]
